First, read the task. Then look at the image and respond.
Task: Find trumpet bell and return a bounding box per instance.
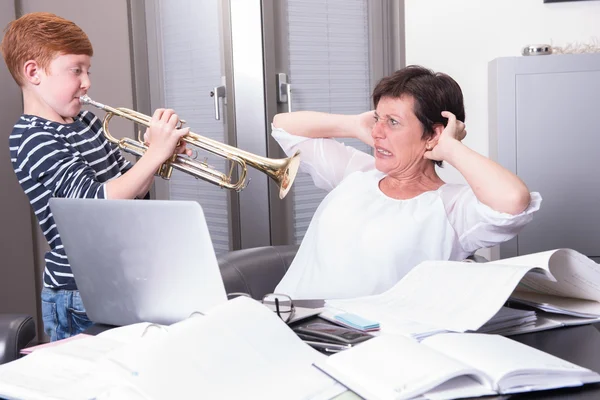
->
[272,150,300,199]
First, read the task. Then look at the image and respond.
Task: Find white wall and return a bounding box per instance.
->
[405,0,600,183]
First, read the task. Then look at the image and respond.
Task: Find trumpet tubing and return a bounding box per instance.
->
[79,95,300,199]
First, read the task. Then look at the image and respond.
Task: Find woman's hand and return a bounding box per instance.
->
[424,111,466,162]
[427,111,531,215]
[355,110,375,147]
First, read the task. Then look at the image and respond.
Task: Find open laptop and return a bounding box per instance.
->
[49,198,228,326]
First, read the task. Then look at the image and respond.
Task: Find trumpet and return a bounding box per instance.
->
[79,95,300,199]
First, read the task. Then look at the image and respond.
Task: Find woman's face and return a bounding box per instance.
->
[371,95,430,176]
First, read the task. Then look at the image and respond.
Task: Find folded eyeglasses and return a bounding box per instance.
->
[227,292,295,323]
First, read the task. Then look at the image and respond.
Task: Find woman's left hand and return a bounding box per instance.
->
[424,111,466,162]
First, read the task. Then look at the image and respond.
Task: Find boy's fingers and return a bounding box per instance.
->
[159,109,174,125]
[176,127,190,138]
[152,108,166,122]
[165,110,179,125]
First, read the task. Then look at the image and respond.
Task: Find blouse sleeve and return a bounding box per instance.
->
[271,125,374,191]
[441,185,542,254]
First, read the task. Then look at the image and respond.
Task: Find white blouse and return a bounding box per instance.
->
[272,127,542,300]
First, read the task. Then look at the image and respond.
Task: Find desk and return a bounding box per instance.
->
[86,301,600,399]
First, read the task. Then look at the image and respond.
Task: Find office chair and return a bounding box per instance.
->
[0,314,36,364]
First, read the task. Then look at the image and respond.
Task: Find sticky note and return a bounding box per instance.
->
[335,313,380,331]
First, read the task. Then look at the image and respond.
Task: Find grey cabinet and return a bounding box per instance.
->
[489,53,600,261]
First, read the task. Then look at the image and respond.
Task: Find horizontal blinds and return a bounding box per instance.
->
[286,0,371,243]
[158,0,230,253]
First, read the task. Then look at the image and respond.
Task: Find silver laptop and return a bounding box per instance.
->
[49,198,228,326]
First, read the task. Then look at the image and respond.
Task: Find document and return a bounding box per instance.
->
[0,325,150,400]
[314,333,600,400]
[96,297,343,400]
[494,248,600,317]
[325,249,600,336]
[0,299,345,400]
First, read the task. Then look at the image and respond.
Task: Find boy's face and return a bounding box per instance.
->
[37,53,91,122]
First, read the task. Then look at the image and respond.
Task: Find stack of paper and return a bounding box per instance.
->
[476,307,537,335]
[499,311,600,336]
[509,292,600,318]
[322,306,537,341]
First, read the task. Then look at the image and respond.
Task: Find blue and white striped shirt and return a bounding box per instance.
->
[9,111,132,290]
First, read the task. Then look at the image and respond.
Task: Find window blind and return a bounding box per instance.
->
[286,0,372,243]
[157,0,231,253]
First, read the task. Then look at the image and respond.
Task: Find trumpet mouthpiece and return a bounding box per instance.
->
[79,95,106,110]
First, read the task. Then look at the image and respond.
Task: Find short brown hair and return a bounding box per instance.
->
[1,12,93,86]
[372,65,465,136]
[372,66,465,167]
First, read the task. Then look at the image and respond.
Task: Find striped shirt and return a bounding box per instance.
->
[9,111,132,290]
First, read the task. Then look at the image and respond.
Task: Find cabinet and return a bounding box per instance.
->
[489,53,600,261]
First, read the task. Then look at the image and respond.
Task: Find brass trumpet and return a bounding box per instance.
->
[79,95,300,199]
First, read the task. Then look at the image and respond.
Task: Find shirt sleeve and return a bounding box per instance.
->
[115,149,132,174]
[16,129,106,199]
[271,124,375,191]
[88,113,132,174]
[441,184,542,254]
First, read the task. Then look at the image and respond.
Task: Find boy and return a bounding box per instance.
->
[1,12,190,341]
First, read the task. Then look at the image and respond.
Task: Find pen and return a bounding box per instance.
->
[303,340,352,353]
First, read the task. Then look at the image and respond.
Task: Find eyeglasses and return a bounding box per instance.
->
[227,292,295,323]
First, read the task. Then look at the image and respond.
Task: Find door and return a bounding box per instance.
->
[144,0,239,253]
[141,0,399,251]
[266,0,396,244]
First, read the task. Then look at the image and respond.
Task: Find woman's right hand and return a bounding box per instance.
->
[355,110,376,147]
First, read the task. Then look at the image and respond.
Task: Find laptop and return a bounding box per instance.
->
[49,198,228,326]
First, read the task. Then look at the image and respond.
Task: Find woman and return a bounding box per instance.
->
[271,66,541,300]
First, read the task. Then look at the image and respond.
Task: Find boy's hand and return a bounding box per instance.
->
[174,140,194,157]
[144,109,190,162]
[145,130,193,157]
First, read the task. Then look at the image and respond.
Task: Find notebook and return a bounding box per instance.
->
[49,198,228,326]
[315,332,600,400]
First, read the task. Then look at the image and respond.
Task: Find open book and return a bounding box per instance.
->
[325,248,600,338]
[315,333,600,400]
[0,297,344,400]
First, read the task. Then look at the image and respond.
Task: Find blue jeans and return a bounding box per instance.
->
[41,288,93,341]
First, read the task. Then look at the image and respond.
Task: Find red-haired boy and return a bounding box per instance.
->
[1,12,189,340]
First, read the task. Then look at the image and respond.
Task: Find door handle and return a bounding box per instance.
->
[277,73,292,113]
[210,85,226,120]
